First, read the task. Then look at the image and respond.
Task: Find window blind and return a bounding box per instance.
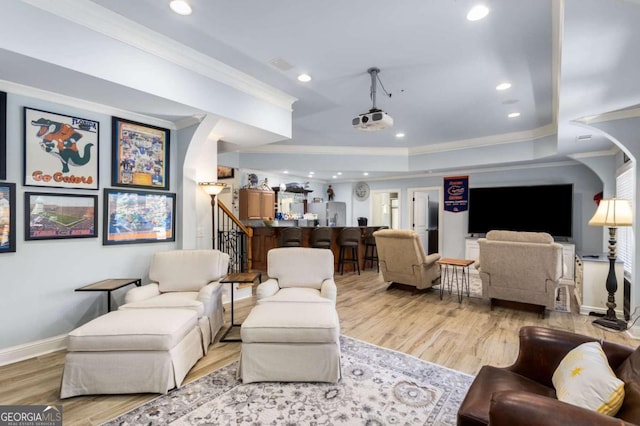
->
[616,167,634,277]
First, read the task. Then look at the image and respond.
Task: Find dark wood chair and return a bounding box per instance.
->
[310,227,332,249]
[337,227,360,275]
[278,227,302,247]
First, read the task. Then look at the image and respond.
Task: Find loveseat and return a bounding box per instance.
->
[477,230,563,316]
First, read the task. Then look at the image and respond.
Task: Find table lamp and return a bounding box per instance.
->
[588,197,633,330]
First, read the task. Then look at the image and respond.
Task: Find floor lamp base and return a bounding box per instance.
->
[593,317,628,331]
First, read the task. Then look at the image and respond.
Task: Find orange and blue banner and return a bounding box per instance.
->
[444,176,468,213]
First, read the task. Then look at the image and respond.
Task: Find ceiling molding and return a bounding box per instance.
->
[239,124,557,157]
[239,144,409,156]
[578,106,640,125]
[569,147,619,159]
[408,124,556,155]
[21,0,297,111]
[0,78,176,129]
[334,159,582,184]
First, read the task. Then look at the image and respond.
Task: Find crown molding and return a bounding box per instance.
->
[238,124,556,157]
[408,124,556,155]
[0,79,176,129]
[569,147,619,159]
[578,106,640,125]
[239,144,409,156]
[21,0,297,111]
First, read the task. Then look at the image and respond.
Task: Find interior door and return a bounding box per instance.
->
[412,191,429,250]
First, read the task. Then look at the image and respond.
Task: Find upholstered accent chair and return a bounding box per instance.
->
[458,326,640,426]
[256,247,337,304]
[119,249,229,350]
[373,229,441,291]
[477,230,563,316]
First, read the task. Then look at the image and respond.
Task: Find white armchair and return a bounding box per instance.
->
[119,249,230,350]
[257,247,337,304]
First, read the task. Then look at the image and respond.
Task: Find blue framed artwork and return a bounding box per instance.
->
[112,117,170,190]
[24,192,98,240]
[103,188,176,245]
[0,183,16,253]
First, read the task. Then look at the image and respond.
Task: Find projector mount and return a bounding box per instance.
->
[367,67,392,113]
[352,67,394,130]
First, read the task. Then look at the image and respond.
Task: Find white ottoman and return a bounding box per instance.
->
[238,302,341,383]
[60,309,203,398]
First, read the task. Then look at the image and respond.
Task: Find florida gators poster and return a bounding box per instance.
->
[23,107,99,189]
[444,176,468,212]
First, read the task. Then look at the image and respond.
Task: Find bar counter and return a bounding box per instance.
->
[249,226,378,272]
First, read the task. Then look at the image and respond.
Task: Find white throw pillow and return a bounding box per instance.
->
[552,341,625,416]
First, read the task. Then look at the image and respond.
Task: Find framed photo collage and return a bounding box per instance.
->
[0,96,176,252]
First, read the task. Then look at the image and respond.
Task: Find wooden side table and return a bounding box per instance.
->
[219,271,262,342]
[437,258,475,303]
[75,278,141,312]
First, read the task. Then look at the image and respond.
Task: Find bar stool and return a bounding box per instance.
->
[364,226,386,271]
[310,227,332,249]
[278,227,302,247]
[337,227,361,275]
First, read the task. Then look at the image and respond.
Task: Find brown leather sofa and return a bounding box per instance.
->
[457,326,640,426]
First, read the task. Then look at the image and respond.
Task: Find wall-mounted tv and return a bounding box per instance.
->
[468,184,573,238]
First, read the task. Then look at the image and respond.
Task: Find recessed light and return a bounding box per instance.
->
[467,4,489,21]
[169,0,192,15]
[297,74,312,82]
[309,171,315,175]
[308,174,313,178]
[283,170,289,174]
[395,132,405,138]
[337,172,342,175]
[508,112,521,118]
[332,175,337,179]
[363,172,369,176]
[496,82,512,91]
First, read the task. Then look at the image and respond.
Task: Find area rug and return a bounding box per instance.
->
[103,336,474,425]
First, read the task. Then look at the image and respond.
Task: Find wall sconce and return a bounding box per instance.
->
[199,181,226,196]
[199,182,227,249]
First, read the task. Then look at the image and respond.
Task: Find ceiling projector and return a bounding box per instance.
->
[352,109,394,131]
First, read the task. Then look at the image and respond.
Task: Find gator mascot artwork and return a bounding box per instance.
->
[31,118,93,173]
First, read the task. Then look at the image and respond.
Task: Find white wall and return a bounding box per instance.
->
[0,92,179,350]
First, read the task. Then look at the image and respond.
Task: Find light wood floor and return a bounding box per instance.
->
[1,270,637,425]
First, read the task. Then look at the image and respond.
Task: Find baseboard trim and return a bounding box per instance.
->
[0,334,67,367]
[578,305,624,317]
[626,324,640,340]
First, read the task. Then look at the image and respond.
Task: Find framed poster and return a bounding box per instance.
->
[217,165,234,179]
[112,117,170,190]
[23,107,99,189]
[25,192,98,240]
[103,188,176,245]
[0,183,16,252]
[0,91,6,180]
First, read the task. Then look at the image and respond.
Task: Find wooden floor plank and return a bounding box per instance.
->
[0,270,637,425]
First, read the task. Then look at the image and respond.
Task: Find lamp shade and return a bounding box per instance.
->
[588,198,633,227]
[199,181,226,196]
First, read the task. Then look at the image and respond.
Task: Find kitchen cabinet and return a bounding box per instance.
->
[239,189,275,220]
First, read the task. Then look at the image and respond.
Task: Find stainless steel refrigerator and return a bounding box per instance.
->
[307,201,347,226]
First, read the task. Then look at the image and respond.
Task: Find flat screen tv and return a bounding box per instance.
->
[467,184,573,238]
